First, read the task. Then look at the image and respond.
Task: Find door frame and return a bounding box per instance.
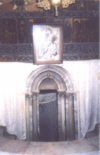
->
[25,65,78,141]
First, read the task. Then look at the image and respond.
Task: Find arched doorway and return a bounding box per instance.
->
[39,78,59,142]
[25,65,78,141]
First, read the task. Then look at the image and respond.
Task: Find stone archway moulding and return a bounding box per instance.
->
[25,65,78,141]
[26,65,74,94]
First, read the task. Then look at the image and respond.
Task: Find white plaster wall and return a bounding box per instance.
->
[0,60,99,139]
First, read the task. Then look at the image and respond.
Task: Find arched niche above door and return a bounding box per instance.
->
[26,65,74,94]
[39,78,58,90]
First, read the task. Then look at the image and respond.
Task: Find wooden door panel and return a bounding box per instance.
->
[39,91,58,142]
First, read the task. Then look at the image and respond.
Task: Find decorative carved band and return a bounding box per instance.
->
[63,42,99,60]
[0,43,99,62]
[0,11,99,18]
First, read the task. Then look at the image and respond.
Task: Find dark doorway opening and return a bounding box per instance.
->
[39,90,59,142]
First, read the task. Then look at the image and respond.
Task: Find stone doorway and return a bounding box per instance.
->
[25,65,78,141]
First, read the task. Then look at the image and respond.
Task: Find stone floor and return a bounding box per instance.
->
[0,136,99,155]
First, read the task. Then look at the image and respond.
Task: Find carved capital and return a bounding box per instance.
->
[32,92,39,100]
[67,93,74,99]
[26,93,32,99]
[58,91,66,97]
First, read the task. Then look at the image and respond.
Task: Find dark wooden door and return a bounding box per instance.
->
[39,90,58,142]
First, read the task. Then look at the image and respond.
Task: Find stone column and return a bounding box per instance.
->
[74,93,78,140]
[65,94,70,140]
[25,94,33,141]
[58,92,61,141]
[32,92,39,141]
[58,91,66,141]
[67,93,75,140]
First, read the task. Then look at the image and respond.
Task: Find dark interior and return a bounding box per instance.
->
[39,90,59,142]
